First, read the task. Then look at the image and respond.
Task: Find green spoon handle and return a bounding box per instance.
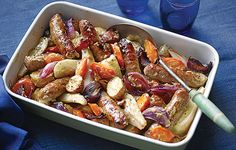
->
[189,89,235,133]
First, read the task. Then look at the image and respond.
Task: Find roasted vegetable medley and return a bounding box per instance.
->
[12,14,213,143]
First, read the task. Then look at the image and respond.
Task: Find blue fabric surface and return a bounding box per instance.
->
[0,56,28,150]
[0,0,236,150]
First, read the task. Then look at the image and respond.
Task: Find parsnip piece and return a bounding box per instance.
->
[54,59,79,78]
[107,77,125,100]
[58,93,87,105]
[124,94,147,130]
[100,55,122,78]
[66,75,83,93]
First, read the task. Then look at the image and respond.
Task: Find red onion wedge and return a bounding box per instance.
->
[83,81,102,103]
[142,106,171,127]
[39,61,58,79]
[187,57,213,74]
[123,72,150,96]
[66,18,76,39]
[149,85,179,104]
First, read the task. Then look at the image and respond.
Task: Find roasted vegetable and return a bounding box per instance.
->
[111,43,125,70]
[149,85,179,104]
[39,61,58,79]
[107,77,125,100]
[162,57,186,70]
[66,75,83,93]
[75,58,88,79]
[136,93,150,112]
[29,37,49,56]
[119,38,141,73]
[187,57,212,74]
[142,106,170,127]
[100,55,122,78]
[53,59,79,78]
[123,72,150,96]
[124,94,147,130]
[58,93,87,105]
[98,92,128,129]
[90,62,116,81]
[144,39,158,64]
[11,77,35,98]
[145,124,175,143]
[83,81,102,103]
[88,103,103,116]
[44,53,64,64]
[52,102,68,112]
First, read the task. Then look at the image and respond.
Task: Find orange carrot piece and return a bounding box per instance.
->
[162,57,186,70]
[88,103,102,116]
[111,43,125,70]
[72,109,85,118]
[90,62,116,80]
[137,93,151,112]
[148,125,175,142]
[45,46,60,53]
[44,53,64,64]
[144,39,158,63]
[75,58,88,79]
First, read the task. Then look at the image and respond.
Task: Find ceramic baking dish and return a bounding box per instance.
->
[3,1,219,150]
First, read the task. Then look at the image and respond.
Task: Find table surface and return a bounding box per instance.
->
[1,0,236,150]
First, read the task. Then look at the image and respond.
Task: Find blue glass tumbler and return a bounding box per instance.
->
[160,0,200,34]
[117,0,149,16]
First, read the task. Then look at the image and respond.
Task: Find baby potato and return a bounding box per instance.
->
[58,93,87,105]
[107,77,125,100]
[54,59,79,78]
[66,75,83,93]
[30,70,55,88]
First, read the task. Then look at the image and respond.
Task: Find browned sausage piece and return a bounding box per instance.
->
[144,63,175,84]
[50,14,76,58]
[165,88,189,122]
[24,55,46,72]
[98,92,128,129]
[118,38,141,73]
[32,77,69,104]
[90,42,112,62]
[79,19,97,44]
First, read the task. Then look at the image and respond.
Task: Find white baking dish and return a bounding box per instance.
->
[3,1,219,150]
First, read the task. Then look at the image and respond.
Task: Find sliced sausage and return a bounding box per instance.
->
[98,92,128,129]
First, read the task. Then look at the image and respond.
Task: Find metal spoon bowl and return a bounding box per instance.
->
[109,23,235,133]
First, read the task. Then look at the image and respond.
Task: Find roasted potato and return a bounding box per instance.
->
[107,77,125,100]
[53,59,79,78]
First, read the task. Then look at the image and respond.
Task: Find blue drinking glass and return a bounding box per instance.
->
[160,0,200,34]
[117,0,149,16]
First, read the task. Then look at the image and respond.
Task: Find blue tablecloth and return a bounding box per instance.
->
[0,0,236,149]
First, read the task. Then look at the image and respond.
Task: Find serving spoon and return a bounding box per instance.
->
[109,23,235,133]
